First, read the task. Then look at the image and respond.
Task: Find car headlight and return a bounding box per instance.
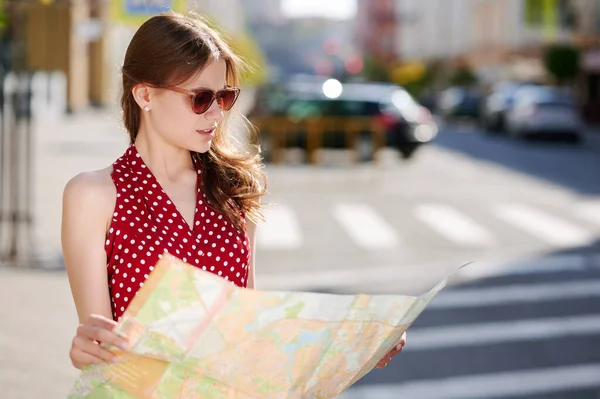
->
[414,124,437,142]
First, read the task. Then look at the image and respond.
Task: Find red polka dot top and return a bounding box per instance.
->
[104,144,250,321]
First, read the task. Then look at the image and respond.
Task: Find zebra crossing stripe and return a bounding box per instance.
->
[339,364,600,399]
[256,205,302,250]
[494,204,594,247]
[574,201,600,227]
[414,204,495,247]
[429,279,600,309]
[406,314,600,351]
[333,203,399,249]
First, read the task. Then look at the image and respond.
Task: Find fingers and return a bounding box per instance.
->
[375,333,408,370]
[87,314,118,329]
[71,351,106,370]
[72,335,117,362]
[375,356,391,369]
[69,314,129,370]
[396,331,408,350]
[77,322,128,350]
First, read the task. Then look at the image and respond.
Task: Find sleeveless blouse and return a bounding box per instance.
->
[105,144,250,321]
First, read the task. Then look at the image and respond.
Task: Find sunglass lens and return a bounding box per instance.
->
[217,89,239,111]
[192,91,214,114]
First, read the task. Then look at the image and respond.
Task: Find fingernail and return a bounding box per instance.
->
[120,342,128,350]
[112,357,119,363]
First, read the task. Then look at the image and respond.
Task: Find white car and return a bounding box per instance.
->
[506,86,584,143]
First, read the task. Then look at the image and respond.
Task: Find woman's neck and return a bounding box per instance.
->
[133,130,195,183]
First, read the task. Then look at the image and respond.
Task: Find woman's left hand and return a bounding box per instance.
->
[375,331,406,369]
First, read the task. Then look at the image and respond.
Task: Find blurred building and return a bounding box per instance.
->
[396,0,471,62]
[14,0,111,112]
[2,0,249,113]
[355,0,398,63]
[244,0,354,79]
[394,0,600,121]
[396,0,600,76]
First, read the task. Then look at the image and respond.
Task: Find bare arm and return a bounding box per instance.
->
[62,168,127,369]
[62,169,114,322]
[246,219,257,289]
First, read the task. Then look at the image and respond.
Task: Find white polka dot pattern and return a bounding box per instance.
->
[105,145,250,321]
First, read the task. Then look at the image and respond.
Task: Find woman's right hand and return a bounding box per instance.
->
[70,314,129,370]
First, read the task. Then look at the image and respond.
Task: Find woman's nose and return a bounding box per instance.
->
[204,100,224,122]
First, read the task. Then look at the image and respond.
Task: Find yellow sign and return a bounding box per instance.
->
[111,0,187,26]
[392,61,427,85]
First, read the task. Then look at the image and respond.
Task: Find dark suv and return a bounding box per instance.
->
[248,80,438,162]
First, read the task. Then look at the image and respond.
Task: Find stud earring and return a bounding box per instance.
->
[144,106,150,112]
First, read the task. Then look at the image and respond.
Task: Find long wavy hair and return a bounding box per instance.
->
[120,12,266,230]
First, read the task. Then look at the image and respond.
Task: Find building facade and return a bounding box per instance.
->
[355,0,398,62]
[395,0,600,82]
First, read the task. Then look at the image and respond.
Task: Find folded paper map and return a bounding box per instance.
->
[69,254,465,399]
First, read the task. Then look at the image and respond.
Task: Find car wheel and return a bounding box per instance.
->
[399,143,419,160]
[567,133,583,145]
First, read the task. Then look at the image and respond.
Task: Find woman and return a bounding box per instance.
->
[62,12,404,373]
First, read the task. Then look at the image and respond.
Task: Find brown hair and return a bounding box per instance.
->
[120,12,266,230]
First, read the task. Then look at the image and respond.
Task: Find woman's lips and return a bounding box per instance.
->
[196,127,215,137]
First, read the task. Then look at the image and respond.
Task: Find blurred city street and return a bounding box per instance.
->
[2,0,600,398]
[2,108,600,398]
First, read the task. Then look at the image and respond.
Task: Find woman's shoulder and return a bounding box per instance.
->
[63,167,116,213]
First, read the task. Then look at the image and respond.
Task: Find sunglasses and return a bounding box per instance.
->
[166,86,240,114]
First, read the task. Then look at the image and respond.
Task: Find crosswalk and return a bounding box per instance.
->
[332,203,400,249]
[415,204,495,247]
[337,268,600,399]
[256,200,600,251]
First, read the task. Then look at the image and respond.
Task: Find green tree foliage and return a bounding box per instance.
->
[449,65,478,87]
[361,56,391,82]
[543,44,580,84]
[0,0,7,32]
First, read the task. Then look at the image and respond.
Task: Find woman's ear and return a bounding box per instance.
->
[132,84,152,111]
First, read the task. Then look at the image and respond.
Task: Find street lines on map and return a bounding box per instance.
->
[407,314,600,351]
[256,205,302,249]
[340,364,600,399]
[494,204,595,247]
[429,279,600,309]
[574,200,600,227]
[414,204,495,247]
[333,203,399,249]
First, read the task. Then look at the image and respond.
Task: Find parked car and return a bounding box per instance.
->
[479,81,541,132]
[437,86,483,119]
[248,80,438,162]
[505,86,584,143]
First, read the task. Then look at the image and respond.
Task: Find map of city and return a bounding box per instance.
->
[69,254,457,399]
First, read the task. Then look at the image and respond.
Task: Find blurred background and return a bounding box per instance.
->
[1,0,600,398]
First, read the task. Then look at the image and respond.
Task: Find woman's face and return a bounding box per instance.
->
[147,58,228,154]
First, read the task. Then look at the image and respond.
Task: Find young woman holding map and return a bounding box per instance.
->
[61,12,405,375]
